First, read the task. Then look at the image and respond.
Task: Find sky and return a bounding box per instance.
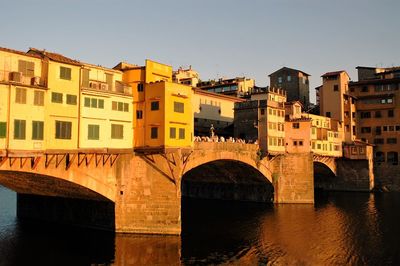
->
[2,0,399,103]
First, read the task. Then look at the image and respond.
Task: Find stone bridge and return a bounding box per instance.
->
[0,143,367,235]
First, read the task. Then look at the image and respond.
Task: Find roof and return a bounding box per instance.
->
[28,48,82,66]
[321,70,349,77]
[315,85,322,90]
[288,117,312,122]
[268,67,310,77]
[113,62,143,71]
[0,46,41,59]
[285,100,303,107]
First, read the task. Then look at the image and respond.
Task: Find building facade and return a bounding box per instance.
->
[269,67,310,108]
[349,66,400,165]
[197,77,254,97]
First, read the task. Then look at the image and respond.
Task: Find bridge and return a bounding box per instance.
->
[0,143,372,234]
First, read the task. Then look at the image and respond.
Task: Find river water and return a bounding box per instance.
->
[0,185,400,265]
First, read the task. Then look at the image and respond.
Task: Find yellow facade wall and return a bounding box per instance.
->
[145,60,172,83]
[192,91,237,122]
[45,61,80,150]
[0,84,9,150]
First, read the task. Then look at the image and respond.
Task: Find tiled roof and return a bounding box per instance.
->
[0,46,41,59]
[268,67,310,77]
[28,48,82,66]
[321,70,347,77]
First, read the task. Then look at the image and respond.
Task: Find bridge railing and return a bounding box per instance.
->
[194,142,259,152]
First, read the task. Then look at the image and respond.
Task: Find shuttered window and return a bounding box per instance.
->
[111,124,123,139]
[15,88,27,104]
[60,66,72,80]
[0,122,6,138]
[112,101,129,112]
[88,124,100,140]
[151,127,158,139]
[170,127,176,139]
[136,110,143,119]
[14,119,26,139]
[179,128,185,139]
[174,102,184,113]
[55,121,72,139]
[106,73,113,90]
[66,94,77,105]
[32,121,44,140]
[151,101,159,111]
[34,91,44,106]
[52,92,63,103]
[18,60,35,77]
[82,69,90,88]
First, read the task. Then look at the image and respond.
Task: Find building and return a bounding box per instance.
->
[27,48,81,151]
[0,47,47,152]
[192,88,244,137]
[319,71,356,143]
[349,66,400,165]
[285,101,342,157]
[234,87,286,154]
[173,66,199,87]
[79,63,133,150]
[197,77,255,97]
[269,67,310,108]
[115,60,193,151]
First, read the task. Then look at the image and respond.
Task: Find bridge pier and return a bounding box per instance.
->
[269,153,314,204]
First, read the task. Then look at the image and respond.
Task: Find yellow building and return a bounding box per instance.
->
[79,63,133,150]
[28,48,81,151]
[0,47,47,152]
[173,66,199,87]
[115,60,193,150]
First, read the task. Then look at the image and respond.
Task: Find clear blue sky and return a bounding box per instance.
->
[2,0,399,103]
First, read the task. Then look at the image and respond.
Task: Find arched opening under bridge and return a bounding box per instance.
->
[313,161,337,191]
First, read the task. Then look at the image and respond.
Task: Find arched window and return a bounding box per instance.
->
[375,151,385,163]
[387,152,399,165]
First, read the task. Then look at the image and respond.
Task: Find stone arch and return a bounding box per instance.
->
[312,156,337,176]
[183,150,272,183]
[0,160,116,202]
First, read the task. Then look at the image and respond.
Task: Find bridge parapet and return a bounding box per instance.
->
[194,142,259,153]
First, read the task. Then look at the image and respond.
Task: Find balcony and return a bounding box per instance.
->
[0,70,46,87]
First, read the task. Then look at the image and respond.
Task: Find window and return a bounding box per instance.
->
[260,109,265,115]
[293,123,300,129]
[278,77,282,83]
[387,152,398,165]
[375,126,382,135]
[179,128,185,139]
[360,112,371,119]
[55,121,72,139]
[84,97,90,107]
[98,99,104,109]
[287,75,291,82]
[137,83,144,92]
[151,127,158,139]
[174,102,184,113]
[0,122,6,138]
[105,73,113,90]
[326,112,331,118]
[88,124,100,140]
[111,124,123,139]
[293,140,298,146]
[82,69,90,88]
[375,152,385,162]
[375,111,381,118]
[66,94,77,105]
[60,66,71,80]
[32,121,44,140]
[387,138,397,144]
[299,140,303,146]
[361,86,368,92]
[14,119,26,139]
[34,91,44,106]
[151,101,159,111]
[388,110,394,117]
[112,101,128,112]
[123,103,129,112]
[374,138,384,144]
[361,127,371,133]
[136,110,143,119]
[18,60,35,77]
[333,85,339,91]
[170,127,176,139]
[15,88,27,104]
[52,92,63,103]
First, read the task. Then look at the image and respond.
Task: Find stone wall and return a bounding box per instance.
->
[114,154,181,235]
[315,159,373,192]
[269,153,314,203]
[374,164,400,191]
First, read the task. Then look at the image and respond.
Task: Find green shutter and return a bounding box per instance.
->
[0,122,6,138]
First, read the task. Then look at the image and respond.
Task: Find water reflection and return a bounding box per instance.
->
[1,186,400,265]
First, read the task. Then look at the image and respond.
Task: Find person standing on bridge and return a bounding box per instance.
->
[210,124,215,138]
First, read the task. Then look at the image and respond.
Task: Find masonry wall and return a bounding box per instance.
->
[114,154,181,235]
[374,164,400,191]
[270,153,314,203]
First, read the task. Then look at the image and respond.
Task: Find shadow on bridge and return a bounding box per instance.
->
[313,162,337,191]
[181,159,274,203]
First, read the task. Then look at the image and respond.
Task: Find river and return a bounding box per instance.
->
[0,185,400,265]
